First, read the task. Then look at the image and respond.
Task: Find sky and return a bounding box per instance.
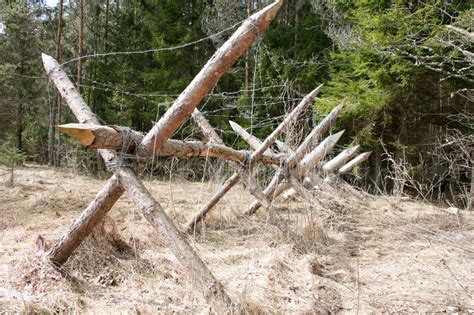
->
[44,0,60,8]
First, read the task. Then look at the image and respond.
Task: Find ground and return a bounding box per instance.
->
[0,165,473,314]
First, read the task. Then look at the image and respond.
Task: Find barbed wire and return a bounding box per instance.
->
[59,19,245,67]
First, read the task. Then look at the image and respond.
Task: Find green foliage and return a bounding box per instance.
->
[0,136,26,185]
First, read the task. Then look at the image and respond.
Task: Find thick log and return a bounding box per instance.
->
[47,175,124,265]
[43,54,123,265]
[116,168,231,307]
[339,151,372,174]
[322,145,360,174]
[244,102,346,215]
[137,1,284,160]
[42,54,116,166]
[56,123,280,165]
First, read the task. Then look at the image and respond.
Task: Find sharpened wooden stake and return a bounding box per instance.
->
[185,85,322,231]
[244,102,346,215]
[322,145,360,174]
[280,131,345,200]
[339,151,372,174]
[229,121,277,157]
[298,130,345,175]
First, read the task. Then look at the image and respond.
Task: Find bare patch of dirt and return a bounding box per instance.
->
[0,165,473,313]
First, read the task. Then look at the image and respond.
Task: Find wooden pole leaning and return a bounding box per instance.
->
[42,1,284,309]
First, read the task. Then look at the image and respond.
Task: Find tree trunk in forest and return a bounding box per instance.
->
[244,0,252,93]
[77,0,84,93]
[48,0,64,166]
[15,102,23,152]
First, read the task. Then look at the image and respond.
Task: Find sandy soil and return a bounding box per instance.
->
[0,165,473,314]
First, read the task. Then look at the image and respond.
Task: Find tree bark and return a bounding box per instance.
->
[77,0,84,93]
[48,0,64,167]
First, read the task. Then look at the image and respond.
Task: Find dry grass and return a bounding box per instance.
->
[0,164,473,314]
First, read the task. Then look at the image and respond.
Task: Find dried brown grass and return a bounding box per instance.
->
[0,165,473,314]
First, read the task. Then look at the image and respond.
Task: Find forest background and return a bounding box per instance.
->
[0,0,472,207]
